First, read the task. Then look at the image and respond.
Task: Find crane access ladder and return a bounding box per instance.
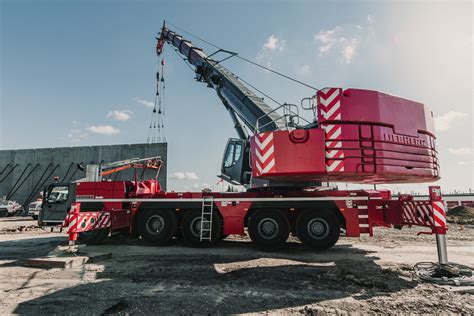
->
[200,196,214,241]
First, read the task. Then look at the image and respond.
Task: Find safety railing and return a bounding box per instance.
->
[255,103,311,133]
[301,94,318,122]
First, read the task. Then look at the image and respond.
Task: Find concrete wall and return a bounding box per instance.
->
[0,143,167,206]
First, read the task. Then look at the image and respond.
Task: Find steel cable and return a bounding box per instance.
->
[415,262,474,286]
[166,21,320,91]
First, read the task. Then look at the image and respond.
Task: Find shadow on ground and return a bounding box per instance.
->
[7,236,418,314]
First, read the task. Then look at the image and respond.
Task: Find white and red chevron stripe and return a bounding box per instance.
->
[317,88,344,172]
[254,132,276,176]
[93,212,111,230]
[62,205,80,231]
[62,208,74,228]
[66,211,111,233]
[401,201,435,227]
[432,201,446,227]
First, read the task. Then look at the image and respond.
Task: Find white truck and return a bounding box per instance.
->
[0,199,20,217]
[28,200,43,220]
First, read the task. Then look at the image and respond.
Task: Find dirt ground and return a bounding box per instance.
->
[0,217,472,315]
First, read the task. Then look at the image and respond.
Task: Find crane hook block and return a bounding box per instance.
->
[156,37,165,56]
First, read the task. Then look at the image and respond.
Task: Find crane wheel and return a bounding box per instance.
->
[248,209,289,251]
[295,209,340,250]
[181,209,222,247]
[138,209,178,245]
[79,228,109,245]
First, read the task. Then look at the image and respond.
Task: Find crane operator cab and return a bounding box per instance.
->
[220,138,252,185]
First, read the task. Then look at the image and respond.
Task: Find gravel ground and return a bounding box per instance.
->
[0,216,472,315]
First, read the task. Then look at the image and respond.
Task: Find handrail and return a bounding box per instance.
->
[301,95,318,122]
[255,103,311,133]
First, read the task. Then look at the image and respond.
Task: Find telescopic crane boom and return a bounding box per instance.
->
[157,23,284,139]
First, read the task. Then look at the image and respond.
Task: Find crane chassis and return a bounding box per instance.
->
[42,179,447,256]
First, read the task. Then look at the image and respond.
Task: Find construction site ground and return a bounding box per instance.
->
[0,216,472,315]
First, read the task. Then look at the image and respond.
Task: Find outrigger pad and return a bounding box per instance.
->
[24,249,111,269]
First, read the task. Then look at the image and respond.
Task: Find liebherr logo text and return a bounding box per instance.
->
[383,134,426,146]
[76,195,94,199]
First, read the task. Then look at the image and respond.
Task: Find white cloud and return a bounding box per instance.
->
[263,35,285,52]
[367,14,374,23]
[342,39,359,64]
[86,125,120,136]
[170,171,198,180]
[297,64,311,75]
[448,147,473,155]
[135,97,154,108]
[68,128,88,143]
[314,26,359,64]
[107,110,133,122]
[314,26,344,55]
[434,111,468,132]
[257,35,286,62]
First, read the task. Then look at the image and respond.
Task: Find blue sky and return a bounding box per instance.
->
[1,0,472,193]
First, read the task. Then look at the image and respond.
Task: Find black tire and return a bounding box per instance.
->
[181,209,222,247]
[32,215,38,220]
[248,209,290,251]
[138,209,178,245]
[79,228,109,245]
[295,209,340,250]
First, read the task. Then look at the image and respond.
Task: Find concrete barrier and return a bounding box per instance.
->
[0,143,167,206]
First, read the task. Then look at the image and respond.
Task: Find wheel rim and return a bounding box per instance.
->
[146,215,165,235]
[307,218,329,240]
[258,217,279,240]
[189,217,202,238]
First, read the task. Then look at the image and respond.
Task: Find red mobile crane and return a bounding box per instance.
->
[39,22,448,264]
